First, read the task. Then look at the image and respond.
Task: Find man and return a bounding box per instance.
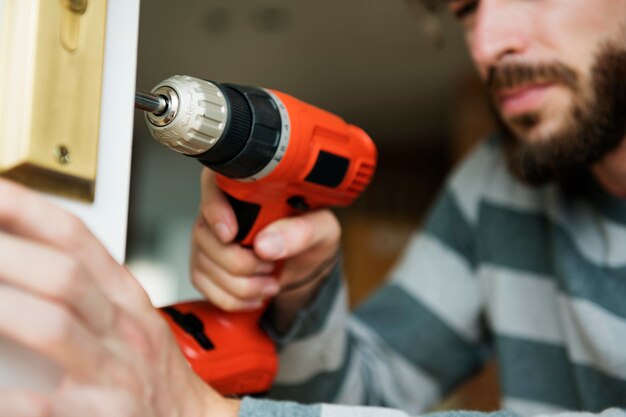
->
[190,0,626,415]
[0,1,624,417]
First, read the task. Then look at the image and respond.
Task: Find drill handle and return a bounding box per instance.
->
[224,191,298,247]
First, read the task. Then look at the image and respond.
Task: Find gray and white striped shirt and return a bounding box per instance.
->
[239,138,626,417]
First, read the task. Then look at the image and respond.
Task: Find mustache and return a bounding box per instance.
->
[487,62,579,93]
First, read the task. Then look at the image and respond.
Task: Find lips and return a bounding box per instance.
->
[496,83,555,116]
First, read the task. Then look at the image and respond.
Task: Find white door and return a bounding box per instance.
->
[0,0,140,391]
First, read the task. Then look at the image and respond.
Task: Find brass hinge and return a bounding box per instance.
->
[0,0,108,202]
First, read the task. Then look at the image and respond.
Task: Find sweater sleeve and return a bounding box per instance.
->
[239,398,626,417]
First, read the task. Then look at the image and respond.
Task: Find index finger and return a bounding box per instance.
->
[200,168,238,243]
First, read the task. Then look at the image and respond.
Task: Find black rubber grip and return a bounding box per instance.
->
[225,192,261,244]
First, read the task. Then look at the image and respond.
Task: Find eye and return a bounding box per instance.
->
[450,0,478,20]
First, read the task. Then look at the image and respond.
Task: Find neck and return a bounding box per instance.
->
[591,136,626,198]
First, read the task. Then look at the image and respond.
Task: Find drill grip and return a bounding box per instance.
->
[224,190,298,246]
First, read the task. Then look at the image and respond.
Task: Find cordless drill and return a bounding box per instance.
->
[135,75,377,395]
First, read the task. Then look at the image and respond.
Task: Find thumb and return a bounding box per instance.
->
[253,209,340,261]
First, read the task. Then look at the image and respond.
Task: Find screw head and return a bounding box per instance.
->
[54,145,71,165]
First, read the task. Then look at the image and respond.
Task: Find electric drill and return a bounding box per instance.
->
[135,75,377,395]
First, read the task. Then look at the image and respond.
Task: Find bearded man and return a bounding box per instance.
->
[0,0,625,416]
[189,0,626,416]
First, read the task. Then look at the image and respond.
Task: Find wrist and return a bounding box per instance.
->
[279,250,339,294]
[201,391,240,417]
[186,375,240,417]
[270,252,339,334]
[215,398,241,417]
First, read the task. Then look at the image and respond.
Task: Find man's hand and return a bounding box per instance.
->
[0,179,238,417]
[190,169,341,332]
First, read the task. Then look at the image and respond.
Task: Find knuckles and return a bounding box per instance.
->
[199,204,221,228]
[0,180,26,226]
[317,210,342,241]
[36,306,78,348]
[0,178,92,251]
[190,268,259,310]
[190,268,206,289]
[53,256,86,300]
[54,215,89,251]
[227,254,258,277]
[229,278,262,299]
[218,297,248,312]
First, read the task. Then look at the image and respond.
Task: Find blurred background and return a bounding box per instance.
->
[127,0,498,409]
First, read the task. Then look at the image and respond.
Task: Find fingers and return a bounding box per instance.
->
[191,206,341,310]
[191,249,279,311]
[194,171,342,311]
[0,285,108,379]
[200,169,237,243]
[0,179,112,269]
[193,218,274,275]
[0,179,153,315]
[0,232,115,334]
[0,391,49,417]
[254,209,341,261]
[192,268,263,311]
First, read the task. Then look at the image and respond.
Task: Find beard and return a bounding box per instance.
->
[489,42,626,186]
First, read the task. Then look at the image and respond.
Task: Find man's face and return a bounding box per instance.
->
[447,0,626,184]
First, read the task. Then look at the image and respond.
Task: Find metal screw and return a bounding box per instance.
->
[54,145,71,165]
[62,0,88,15]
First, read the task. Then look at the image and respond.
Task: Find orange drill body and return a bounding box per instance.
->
[160,302,278,395]
[141,77,376,396]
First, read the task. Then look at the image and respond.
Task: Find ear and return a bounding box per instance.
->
[0,0,141,391]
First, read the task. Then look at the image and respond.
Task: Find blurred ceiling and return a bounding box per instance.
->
[135,0,475,145]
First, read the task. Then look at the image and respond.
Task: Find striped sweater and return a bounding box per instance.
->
[238,138,626,417]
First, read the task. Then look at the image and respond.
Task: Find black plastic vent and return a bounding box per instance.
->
[305,151,349,188]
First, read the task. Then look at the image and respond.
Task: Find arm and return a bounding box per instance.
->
[238,181,626,416]
[262,187,489,411]
[191,146,490,411]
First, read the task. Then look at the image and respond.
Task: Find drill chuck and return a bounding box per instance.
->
[136,75,288,180]
[139,75,230,155]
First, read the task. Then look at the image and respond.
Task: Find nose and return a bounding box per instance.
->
[467,1,530,75]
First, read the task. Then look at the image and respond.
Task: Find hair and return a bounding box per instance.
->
[407,0,443,13]
[419,0,444,12]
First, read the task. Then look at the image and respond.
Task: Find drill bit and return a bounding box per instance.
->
[135,90,168,115]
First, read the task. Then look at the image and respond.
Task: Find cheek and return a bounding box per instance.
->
[544,87,577,122]
[537,0,622,77]
[462,32,484,78]
[464,35,494,83]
